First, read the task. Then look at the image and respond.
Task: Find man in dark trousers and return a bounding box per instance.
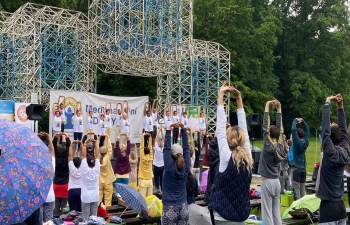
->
[290,117,309,200]
[316,93,350,224]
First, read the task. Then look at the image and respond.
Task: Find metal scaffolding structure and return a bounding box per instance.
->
[0,0,230,132]
[89,0,230,133]
[0,3,96,105]
[88,0,192,76]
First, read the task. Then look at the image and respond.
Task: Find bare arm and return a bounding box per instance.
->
[68,140,73,162]
[46,133,54,157]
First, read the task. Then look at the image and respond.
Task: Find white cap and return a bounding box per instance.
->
[171,144,183,157]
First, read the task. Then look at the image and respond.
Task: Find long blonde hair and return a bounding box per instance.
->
[226,126,253,173]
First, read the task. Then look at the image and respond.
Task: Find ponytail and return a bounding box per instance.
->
[175,153,184,170]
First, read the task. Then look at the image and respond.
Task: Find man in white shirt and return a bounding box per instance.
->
[180,112,188,128]
[143,110,153,146]
[171,111,180,144]
[152,108,158,146]
[163,111,171,128]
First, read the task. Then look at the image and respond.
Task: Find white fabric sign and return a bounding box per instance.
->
[15,103,36,131]
[50,90,148,143]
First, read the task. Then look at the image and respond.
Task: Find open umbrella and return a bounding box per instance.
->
[188,204,212,225]
[201,169,209,193]
[0,119,54,224]
[282,194,321,219]
[115,183,149,219]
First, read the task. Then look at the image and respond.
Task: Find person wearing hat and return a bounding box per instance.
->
[86,142,95,157]
[81,138,100,221]
[98,135,115,206]
[161,122,191,224]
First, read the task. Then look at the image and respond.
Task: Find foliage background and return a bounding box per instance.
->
[2,0,350,134]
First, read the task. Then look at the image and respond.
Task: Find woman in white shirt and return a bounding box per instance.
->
[121,113,130,134]
[86,110,94,133]
[53,111,62,135]
[198,112,206,149]
[68,140,82,212]
[98,114,106,135]
[153,127,164,194]
[105,109,112,137]
[73,109,84,150]
[59,103,66,132]
[81,139,100,221]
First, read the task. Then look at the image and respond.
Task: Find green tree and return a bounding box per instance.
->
[193,0,281,116]
[272,0,350,133]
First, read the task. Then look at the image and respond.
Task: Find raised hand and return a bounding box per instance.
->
[178,122,185,129]
[219,81,232,93]
[231,87,241,97]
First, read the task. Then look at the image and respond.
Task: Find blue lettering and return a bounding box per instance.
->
[111,117,117,125]
[93,116,99,124]
[130,108,137,115]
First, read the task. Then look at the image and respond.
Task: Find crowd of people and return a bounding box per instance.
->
[16,83,350,225]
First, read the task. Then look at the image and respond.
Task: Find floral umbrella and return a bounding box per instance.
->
[0,119,54,224]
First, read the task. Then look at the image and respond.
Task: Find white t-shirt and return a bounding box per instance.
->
[73,115,84,133]
[60,109,66,122]
[68,161,82,190]
[105,114,112,128]
[87,115,94,130]
[143,116,153,132]
[153,142,164,167]
[152,112,158,126]
[163,115,171,128]
[53,116,62,132]
[46,157,55,203]
[81,158,100,203]
[121,119,130,133]
[99,119,106,135]
[199,117,206,130]
[171,115,180,123]
[116,114,122,126]
[180,116,188,127]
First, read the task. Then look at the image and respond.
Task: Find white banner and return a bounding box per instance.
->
[50,90,148,143]
[15,103,37,131]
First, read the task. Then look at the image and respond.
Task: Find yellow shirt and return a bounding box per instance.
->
[99,136,115,185]
[138,136,153,180]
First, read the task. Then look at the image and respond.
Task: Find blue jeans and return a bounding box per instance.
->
[116,178,129,185]
[68,188,82,212]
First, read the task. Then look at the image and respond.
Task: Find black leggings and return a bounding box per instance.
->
[153,165,164,190]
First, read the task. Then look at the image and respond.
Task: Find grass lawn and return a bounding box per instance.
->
[250,137,349,218]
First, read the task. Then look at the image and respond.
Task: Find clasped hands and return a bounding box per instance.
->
[166,122,189,131]
[219,82,241,97]
[326,93,343,104]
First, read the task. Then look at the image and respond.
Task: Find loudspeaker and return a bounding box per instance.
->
[247,113,260,126]
[26,104,45,121]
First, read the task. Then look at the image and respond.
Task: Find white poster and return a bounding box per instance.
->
[50,90,148,143]
[15,103,36,131]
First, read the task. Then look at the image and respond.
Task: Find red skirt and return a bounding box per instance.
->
[53,183,68,198]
